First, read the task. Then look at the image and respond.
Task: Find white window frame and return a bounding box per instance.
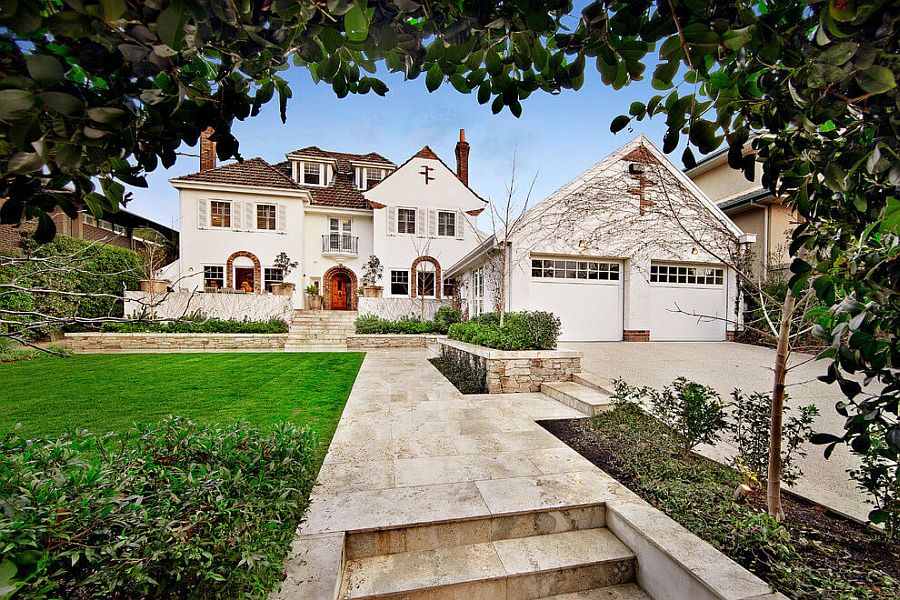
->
[203,265,225,289]
[531,258,621,282]
[650,263,725,287]
[437,210,456,237]
[364,167,384,190]
[389,269,409,297]
[471,267,484,316]
[303,162,325,186]
[209,200,232,228]
[397,207,416,235]
[263,267,284,292]
[256,203,276,231]
[83,213,98,227]
[416,270,436,298]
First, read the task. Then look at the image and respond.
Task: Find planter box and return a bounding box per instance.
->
[59,332,288,352]
[347,334,444,349]
[362,286,383,298]
[437,338,581,394]
[139,279,169,294]
[271,283,295,296]
[306,295,322,310]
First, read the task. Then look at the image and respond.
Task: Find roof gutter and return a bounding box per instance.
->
[446,234,497,277]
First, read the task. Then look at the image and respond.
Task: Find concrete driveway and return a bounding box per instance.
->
[560,341,870,522]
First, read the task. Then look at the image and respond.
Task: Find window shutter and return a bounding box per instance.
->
[428,209,437,237]
[416,208,426,237]
[387,206,397,235]
[232,200,241,230]
[277,204,286,232]
[197,199,208,228]
[455,211,465,240]
[245,202,255,231]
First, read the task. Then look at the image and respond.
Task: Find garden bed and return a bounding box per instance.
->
[539,407,899,600]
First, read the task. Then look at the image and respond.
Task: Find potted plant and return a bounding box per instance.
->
[134,227,173,295]
[271,252,298,296]
[361,255,384,298]
[305,282,322,310]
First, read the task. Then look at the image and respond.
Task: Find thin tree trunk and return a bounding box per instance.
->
[499,245,507,326]
[767,288,795,521]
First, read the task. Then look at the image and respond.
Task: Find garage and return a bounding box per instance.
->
[529,256,623,341]
[648,262,728,341]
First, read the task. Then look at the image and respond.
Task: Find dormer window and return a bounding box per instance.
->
[366,168,383,189]
[303,162,323,185]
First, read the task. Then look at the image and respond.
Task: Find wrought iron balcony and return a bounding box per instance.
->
[322,234,358,255]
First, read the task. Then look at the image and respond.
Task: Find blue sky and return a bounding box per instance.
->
[128,58,674,230]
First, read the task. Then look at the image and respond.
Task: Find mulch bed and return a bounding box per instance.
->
[539,417,900,587]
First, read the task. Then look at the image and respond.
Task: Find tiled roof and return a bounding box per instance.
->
[172,157,301,190]
[272,161,372,210]
[414,146,439,159]
[289,146,394,172]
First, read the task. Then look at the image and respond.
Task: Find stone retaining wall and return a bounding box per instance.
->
[60,332,287,351]
[437,339,581,394]
[346,334,443,349]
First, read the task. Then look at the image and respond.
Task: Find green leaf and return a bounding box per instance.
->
[882,196,900,234]
[157,0,189,50]
[39,92,83,116]
[0,89,37,119]
[688,119,722,154]
[610,115,630,133]
[87,107,127,123]
[100,0,127,21]
[819,42,857,65]
[7,152,44,174]
[26,53,65,85]
[344,2,369,42]
[55,144,83,170]
[425,63,442,92]
[855,65,896,94]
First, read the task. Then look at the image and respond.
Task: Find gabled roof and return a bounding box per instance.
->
[171,157,301,191]
[269,160,370,210]
[372,146,488,204]
[288,146,394,171]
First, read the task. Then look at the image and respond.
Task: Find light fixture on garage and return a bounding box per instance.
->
[691,247,699,255]
[578,239,588,252]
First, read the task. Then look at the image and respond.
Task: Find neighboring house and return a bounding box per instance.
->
[685,148,798,277]
[0,198,179,253]
[166,129,485,309]
[447,136,755,342]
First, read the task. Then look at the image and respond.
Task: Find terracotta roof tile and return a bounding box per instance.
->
[414,146,439,159]
[289,146,394,173]
[271,161,372,210]
[172,158,301,190]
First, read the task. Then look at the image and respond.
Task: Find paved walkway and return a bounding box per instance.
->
[562,342,870,521]
[276,349,779,599]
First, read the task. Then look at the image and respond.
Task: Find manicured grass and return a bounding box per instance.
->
[0,352,364,444]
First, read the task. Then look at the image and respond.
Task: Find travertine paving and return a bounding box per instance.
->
[276,349,784,600]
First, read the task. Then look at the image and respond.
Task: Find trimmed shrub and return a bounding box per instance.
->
[0,418,319,598]
[100,317,289,334]
[354,315,441,335]
[434,306,461,333]
[447,311,561,350]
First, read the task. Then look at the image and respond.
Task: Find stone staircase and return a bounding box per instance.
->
[337,504,649,599]
[286,310,357,350]
[541,372,618,416]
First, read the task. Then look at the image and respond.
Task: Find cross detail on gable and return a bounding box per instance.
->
[629,175,655,215]
[419,165,435,185]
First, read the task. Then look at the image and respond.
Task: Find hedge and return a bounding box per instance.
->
[354,306,461,335]
[0,236,142,338]
[447,311,561,350]
[100,317,289,334]
[0,418,319,598]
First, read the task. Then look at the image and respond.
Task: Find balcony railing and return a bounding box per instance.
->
[322,234,358,255]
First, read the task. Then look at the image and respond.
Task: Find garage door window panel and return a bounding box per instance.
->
[531,259,620,282]
[650,264,724,286]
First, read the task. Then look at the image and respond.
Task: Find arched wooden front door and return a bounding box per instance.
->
[330,272,351,310]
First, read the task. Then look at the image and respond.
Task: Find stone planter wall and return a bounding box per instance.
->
[60,332,287,351]
[346,334,443,349]
[437,339,581,394]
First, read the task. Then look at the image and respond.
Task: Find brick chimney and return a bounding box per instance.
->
[200,127,216,172]
[455,129,470,185]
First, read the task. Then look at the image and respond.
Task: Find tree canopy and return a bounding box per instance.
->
[2,0,898,524]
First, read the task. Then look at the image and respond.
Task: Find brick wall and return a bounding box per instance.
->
[623,329,650,342]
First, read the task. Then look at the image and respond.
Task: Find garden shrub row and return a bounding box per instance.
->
[0,418,319,598]
[447,311,561,350]
[354,306,461,335]
[100,317,289,334]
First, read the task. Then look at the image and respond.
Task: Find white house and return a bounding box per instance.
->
[165,129,485,311]
[446,136,755,342]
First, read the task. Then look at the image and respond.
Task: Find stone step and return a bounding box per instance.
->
[542,583,651,600]
[572,372,617,396]
[341,527,635,599]
[541,382,615,417]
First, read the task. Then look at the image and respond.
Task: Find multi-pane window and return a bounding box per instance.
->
[303,163,321,185]
[264,268,283,292]
[437,211,456,237]
[397,208,416,234]
[443,277,456,298]
[417,271,436,297]
[204,265,224,289]
[210,201,231,228]
[83,214,97,227]
[531,259,620,281]
[112,224,127,236]
[390,270,409,296]
[257,204,276,230]
[365,168,383,189]
[650,263,724,285]
[472,267,484,316]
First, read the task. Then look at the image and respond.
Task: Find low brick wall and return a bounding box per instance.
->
[346,334,443,349]
[60,332,287,351]
[437,339,581,394]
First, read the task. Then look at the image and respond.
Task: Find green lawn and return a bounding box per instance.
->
[0,352,364,445]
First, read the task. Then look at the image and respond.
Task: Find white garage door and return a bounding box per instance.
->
[529,257,623,341]
[649,262,728,341]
